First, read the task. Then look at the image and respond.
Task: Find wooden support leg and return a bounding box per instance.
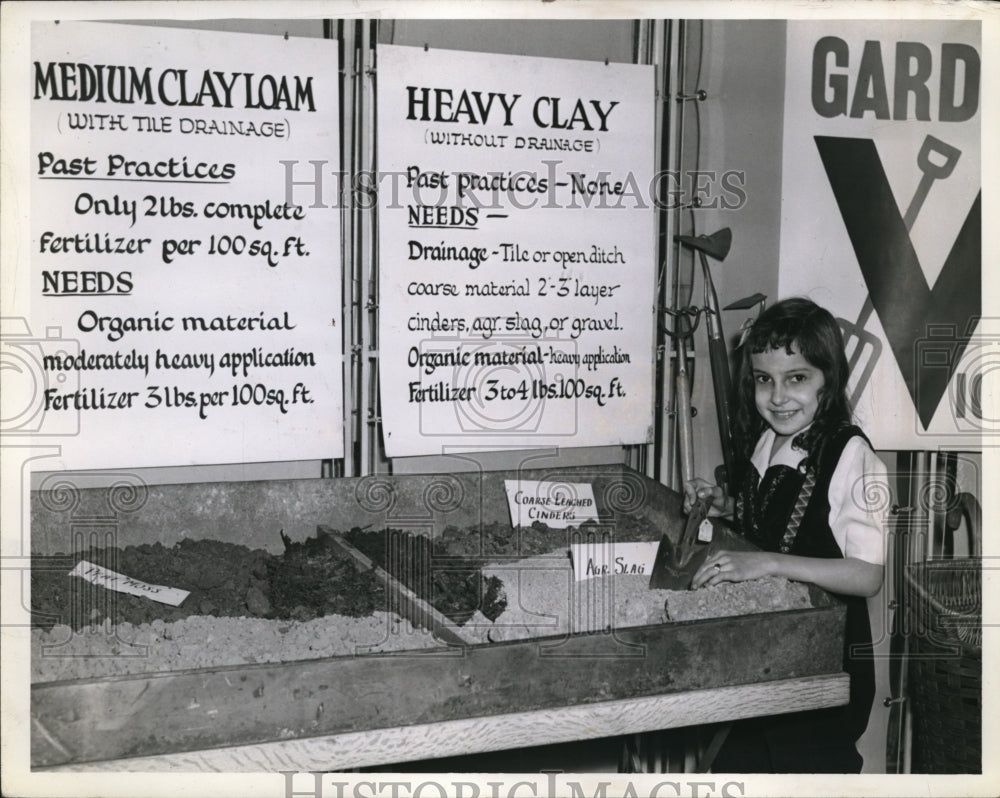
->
[622,727,711,773]
[699,722,733,772]
[620,734,644,773]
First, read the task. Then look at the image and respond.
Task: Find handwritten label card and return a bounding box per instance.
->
[569,541,659,581]
[505,479,599,529]
[70,561,190,606]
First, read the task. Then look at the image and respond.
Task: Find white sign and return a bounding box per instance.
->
[505,479,599,529]
[778,20,981,450]
[24,22,343,469]
[377,45,656,457]
[69,560,190,606]
[569,541,659,581]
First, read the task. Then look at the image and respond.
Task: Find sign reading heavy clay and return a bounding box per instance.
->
[28,23,342,469]
[778,21,981,449]
[377,45,656,457]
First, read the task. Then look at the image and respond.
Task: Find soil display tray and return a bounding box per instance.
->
[29,465,849,769]
[31,521,817,680]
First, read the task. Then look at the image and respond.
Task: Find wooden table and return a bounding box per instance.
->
[30,467,850,773]
[40,673,848,772]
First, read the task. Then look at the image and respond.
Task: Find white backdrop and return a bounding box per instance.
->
[779,20,982,450]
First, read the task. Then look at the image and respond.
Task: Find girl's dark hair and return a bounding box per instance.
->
[733,297,853,467]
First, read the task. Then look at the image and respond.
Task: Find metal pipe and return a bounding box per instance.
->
[339,20,358,477]
[355,22,376,475]
[640,17,664,480]
[358,21,383,475]
[657,20,684,490]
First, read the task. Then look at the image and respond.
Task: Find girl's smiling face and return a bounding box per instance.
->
[751,344,825,437]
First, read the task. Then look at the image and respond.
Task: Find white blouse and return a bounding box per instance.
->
[749,427,889,566]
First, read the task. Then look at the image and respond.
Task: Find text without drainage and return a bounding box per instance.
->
[377,45,657,455]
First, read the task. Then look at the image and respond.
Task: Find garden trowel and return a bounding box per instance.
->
[649,328,712,590]
[649,495,712,590]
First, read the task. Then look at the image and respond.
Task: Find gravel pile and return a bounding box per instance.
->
[662,576,813,621]
[31,611,440,683]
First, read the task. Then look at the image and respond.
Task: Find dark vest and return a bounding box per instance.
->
[735,424,876,744]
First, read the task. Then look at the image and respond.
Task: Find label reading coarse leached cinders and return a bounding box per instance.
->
[69,560,190,606]
[505,479,599,529]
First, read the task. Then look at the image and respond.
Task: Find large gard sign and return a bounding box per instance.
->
[778,21,982,450]
[24,22,343,468]
[377,45,656,457]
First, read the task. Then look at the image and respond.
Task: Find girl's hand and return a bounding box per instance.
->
[691,550,884,597]
[691,550,775,589]
[683,478,728,515]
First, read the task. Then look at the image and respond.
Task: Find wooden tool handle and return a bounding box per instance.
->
[317,525,473,647]
[675,336,695,485]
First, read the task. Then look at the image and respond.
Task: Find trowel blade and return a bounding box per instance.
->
[648,535,711,590]
[649,499,712,590]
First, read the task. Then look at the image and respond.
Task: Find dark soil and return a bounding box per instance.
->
[268,529,386,621]
[31,539,264,630]
[431,516,663,560]
[30,536,382,631]
[345,527,507,624]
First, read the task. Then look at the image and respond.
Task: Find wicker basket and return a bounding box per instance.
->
[905,558,981,773]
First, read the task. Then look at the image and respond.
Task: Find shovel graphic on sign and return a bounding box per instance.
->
[838,134,962,406]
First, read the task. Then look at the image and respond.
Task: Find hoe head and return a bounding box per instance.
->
[649,499,712,590]
[674,227,732,262]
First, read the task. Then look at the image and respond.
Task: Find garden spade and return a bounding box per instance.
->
[673,227,735,492]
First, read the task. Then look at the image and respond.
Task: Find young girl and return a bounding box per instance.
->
[685,296,888,774]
